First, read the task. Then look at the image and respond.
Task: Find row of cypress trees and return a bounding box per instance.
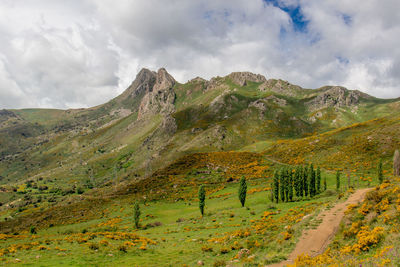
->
[273,164,326,203]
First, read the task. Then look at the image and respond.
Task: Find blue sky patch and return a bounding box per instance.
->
[263,0,309,32]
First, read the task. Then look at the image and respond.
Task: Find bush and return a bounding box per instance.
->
[88,243,99,250]
[213,260,226,267]
[117,245,127,252]
[201,246,213,252]
[30,226,37,234]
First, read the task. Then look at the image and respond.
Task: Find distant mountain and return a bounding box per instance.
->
[0,67,399,207]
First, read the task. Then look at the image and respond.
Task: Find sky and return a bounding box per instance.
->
[0,0,399,109]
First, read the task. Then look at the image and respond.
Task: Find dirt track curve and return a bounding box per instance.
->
[268,188,372,267]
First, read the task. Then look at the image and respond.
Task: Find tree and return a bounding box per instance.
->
[294,166,301,197]
[394,150,400,176]
[316,167,321,193]
[323,176,327,191]
[280,169,286,202]
[309,164,316,197]
[273,170,280,203]
[336,171,341,191]
[134,202,141,229]
[288,168,293,201]
[378,159,383,184]
[299,166,304,197]
[238,176,247,207]
[199,185,206,216]
[284,168,289,202]
[303,165,309,197]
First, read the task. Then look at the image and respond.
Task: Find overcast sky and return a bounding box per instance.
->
[0,0,399,109]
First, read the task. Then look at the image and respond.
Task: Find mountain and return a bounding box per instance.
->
[0,68,400,265]
[0,68,399,194]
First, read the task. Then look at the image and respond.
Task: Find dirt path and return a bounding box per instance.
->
[268,188,372,267]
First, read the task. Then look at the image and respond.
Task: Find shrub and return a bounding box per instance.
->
[213,260,226,267]
[88,242,99,250]
[30,226,37,234]
[201,246,213,252]
[117,245,127,252]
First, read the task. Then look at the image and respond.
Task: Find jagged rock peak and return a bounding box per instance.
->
[154,68,175,91]
[123,68,157,97]
[227,71,267,86]
[306,86,368,111]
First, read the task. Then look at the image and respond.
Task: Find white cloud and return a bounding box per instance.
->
[0,0,399,109]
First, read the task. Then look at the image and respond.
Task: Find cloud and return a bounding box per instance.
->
[0,0,399,109]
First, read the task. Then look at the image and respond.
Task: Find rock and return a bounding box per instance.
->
[137,68,176,120]
[189,77,207,83]
[227,72,266,86]
[248,100,267,114]
[258,79,302,97]
[306,86,366,111]
[237,248,250,259]
[160,115,177,135]
[191,128,203,134]
[125,68,157,98]
[264,95,287,106]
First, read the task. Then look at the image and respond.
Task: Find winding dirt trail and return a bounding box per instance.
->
[268,188,372,267]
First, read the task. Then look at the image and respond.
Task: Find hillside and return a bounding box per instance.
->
[0,68,400,266]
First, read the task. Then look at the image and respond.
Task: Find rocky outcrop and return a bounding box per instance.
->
[258,79,302,97]
[123,68,157,98]
[227,72,266,86]
[306,86,364,111]
[137,68,176,120]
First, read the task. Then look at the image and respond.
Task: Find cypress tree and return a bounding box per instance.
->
[199,185,206,216]
[284,168,289,202]
[323,176,327,191]
[280,169,286,202]
[336,170,341,191]
[316,166,321,193]
[270,182,274,202]
[294,166,300,197]
[303,165,309,197]
[134,201,141,229]
[299,166,304,197]
[309,164,316,197]
[274,170,280,203]
[288,168,293,201]
[238,176,247,207]
[378,159,383,184]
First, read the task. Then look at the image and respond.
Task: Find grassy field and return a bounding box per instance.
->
[0,162,378,266]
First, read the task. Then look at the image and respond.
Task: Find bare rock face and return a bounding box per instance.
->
[306,86,363,111]
[124,68,157,98]
[258,79,302,97]
[137,68,176,120]
[227,72,266,86]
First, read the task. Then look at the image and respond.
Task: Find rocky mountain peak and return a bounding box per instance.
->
[227,72,267,86]
[306,86,365,111]
[137,68,176,120]
[154,68,175,92]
